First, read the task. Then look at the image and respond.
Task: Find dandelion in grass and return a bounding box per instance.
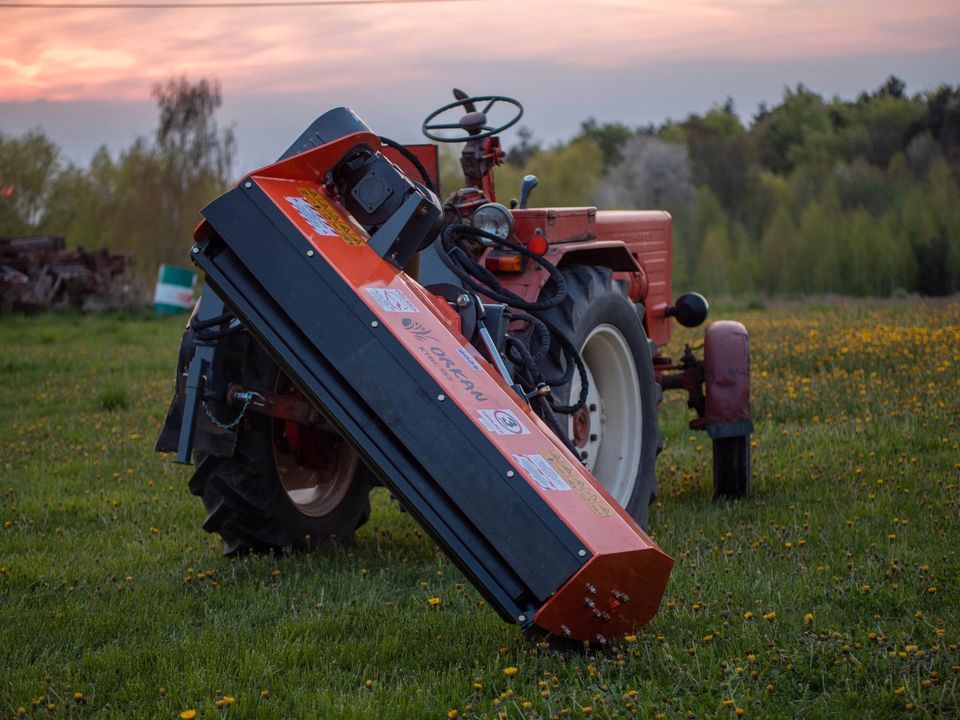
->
[180,711,197,720]
[503,667,518,677]
[427,597,441,606]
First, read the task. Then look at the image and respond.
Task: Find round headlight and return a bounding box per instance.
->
[471,202,514,243]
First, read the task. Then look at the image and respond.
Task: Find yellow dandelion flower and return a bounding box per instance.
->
[743,611,753,620]
[73,692,86,703]
[180,711,197,720]
[894,687,907,695]
[735,708,745,717]
[503,666,519,677]
[364,680,373,689]
[624,635,637,643]
[259,690,270,698]
[427,597,441,606]
[447,709,459,719]
[763,611,776,621]
[804,613,814,625]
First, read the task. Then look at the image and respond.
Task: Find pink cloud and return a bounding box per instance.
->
[0,0,957,102]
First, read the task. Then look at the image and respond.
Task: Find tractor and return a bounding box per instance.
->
[156,90,752,642]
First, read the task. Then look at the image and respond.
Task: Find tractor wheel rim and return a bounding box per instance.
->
[274,438,358,518]
[568,324,642,507]
[273,375,358,518]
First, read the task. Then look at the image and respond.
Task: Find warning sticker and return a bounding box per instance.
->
[477,409,530,436]
[285,196,336,236]
[512,453,572,492]
[366,288,420,313]
[297,187,365,246]
[541,450,614,518]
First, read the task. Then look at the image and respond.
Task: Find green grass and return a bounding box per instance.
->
[1,302,958,719]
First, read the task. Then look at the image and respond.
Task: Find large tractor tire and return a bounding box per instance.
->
[537,265,660,529]
[188,336,371,555]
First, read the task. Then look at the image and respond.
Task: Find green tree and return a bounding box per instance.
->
[501,139,603,208]
[0,130,61,236]
[574,118,633,170]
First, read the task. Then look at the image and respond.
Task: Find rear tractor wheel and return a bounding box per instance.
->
[188,337,371,555]
[537,265,660,529]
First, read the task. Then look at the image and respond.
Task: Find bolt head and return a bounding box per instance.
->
[370,320,379,328]
[437,394,445,401]
[578,549,586,557]
[506,470,515,478]
[243,180,252,188]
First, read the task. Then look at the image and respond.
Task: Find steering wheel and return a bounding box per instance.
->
[422,93,523,143]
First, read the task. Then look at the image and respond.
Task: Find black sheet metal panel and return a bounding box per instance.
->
[195,181,587,608]
[194,239,531,621]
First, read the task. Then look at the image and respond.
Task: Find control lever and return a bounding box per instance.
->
[519,174,538,209]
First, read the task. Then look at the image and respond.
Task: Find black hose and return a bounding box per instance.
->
[378,136,436,194]
[437,222,589,417]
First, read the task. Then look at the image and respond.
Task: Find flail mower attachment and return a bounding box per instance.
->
[187,108,672,643]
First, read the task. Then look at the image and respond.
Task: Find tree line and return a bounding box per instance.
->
[2,75,958,297]
[0,78,234,291]
[494,76,960,297]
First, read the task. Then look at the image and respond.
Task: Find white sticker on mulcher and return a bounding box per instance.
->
[477,408,531,436]
[512,453,572,492]
[365,288,419,313]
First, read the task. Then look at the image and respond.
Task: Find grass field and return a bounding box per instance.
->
[1,300,958,719]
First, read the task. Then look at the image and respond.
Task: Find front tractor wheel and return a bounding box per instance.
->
[538,266,660,529]
[188,339,371,555]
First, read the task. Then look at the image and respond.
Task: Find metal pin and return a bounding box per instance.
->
[307,250,315,257]
[437,394,445,401]
[506,470,515,478]
[518,614,526,622]
[191,246,200,254]
[578,549,586,557]
[244,181,252,188]
[370,320,379,328]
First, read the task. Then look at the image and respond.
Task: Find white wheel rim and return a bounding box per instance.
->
[568,324,642,507]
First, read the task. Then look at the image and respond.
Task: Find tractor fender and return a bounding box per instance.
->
[552,242,642,274]
[703,320,753,439]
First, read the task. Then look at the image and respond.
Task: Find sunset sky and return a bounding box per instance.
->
[1,0,958,172]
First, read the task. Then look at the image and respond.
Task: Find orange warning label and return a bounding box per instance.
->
[541,450,613,518]
[298,187,366,246]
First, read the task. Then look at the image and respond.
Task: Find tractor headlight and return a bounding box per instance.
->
[471,202,514,243]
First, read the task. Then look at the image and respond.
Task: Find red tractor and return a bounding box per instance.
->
[156,90,752,642]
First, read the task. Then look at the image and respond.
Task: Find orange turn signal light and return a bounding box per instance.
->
[485,254,525,273]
